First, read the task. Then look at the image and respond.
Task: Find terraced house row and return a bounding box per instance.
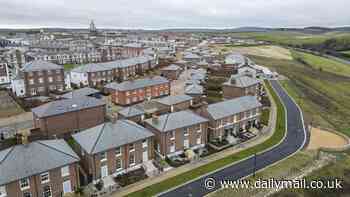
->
[70,55,156,87]
[0,93,262,196]
[10,54,157,98]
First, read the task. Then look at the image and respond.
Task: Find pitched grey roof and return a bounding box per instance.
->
[223,74,260,88]
[22,60,63,72]
[160,64,181,71]
[144,110,208,132]
[0,139,79,185]
[71,55,154,73]
[61,87,100,99]
[225,53,246,65]
[206,96,262,120]
[156,95,192,106]
[185,84,204,95]
[32,96,105,118]
[183,53,200,59]
[72,120,154,154]
[118,106,145,118]
[104,76,169,91]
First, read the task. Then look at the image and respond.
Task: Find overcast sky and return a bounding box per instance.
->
[0,0,349,29]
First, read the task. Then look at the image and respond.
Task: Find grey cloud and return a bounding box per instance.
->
[0,0,349,29]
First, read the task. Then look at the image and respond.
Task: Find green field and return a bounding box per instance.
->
[210,151,316,197]
[248,51,350,136]
[272,153,350,197]
[292,51,350,77]
[225,31,350,47]
[341,50,350,56]
[127,81,286,197]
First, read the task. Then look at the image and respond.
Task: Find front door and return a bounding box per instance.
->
[63,180,72,194]
[101,165,108,178]
[143,149,148,162]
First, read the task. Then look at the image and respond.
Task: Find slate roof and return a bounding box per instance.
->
[71,55,154,73]
[32,96,105,118]
[118,106,145,118]
[183,53,200,59]
[156,95,192,106]
[144,110,208,132]
[72,120,154,154]
[21,60,63,72]
[206,96,262,120]
[160,64,181,71]
[223,74,260,88]
[185,84,204,95]
[104,76,169,91]
[225,53,246,65]
[0,139,79,185]
[61,87,100,99]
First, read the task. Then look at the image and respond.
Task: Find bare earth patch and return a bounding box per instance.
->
[229,45,293,60]
[307,127,349,150]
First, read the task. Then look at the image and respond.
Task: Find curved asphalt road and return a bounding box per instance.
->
[159,80,308,197]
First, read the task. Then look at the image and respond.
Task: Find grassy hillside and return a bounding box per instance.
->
[226,31,350,48]
[272,153,350,197]
[248,51,350,136]
[292,51,350,77]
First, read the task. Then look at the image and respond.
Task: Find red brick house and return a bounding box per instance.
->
[32,96,106,138]
[144,110,208,158]
[0,139,80,197]
[222,74,262,99]
[201,96,262,142]
[105,76,170,106]
[72,120,154,182]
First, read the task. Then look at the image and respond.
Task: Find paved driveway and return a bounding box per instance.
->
[159,80,308,197]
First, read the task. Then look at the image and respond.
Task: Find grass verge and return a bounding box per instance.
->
[248,54,350,136]
[126,81,286,197]
[209,151,316,197]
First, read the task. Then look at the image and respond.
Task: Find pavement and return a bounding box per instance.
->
[158,80,307,197]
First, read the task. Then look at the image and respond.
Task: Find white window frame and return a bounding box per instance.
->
[184,129,189,137]
[23,192,31,197]
[61,166,70,177]
[184,138,189,149]
[196,135,202,145]
[42,185,52,197]
[129,153,135,167]
[40,172,50,184]
[170,141,175,153]
[129,143,135,152]
[169,131,175,141]
[115,147,122,157]
[100,152,107,162]
[0,186,7,197]
[142,139,148,148]
[19,178,30,191]
[116,157,123,171]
